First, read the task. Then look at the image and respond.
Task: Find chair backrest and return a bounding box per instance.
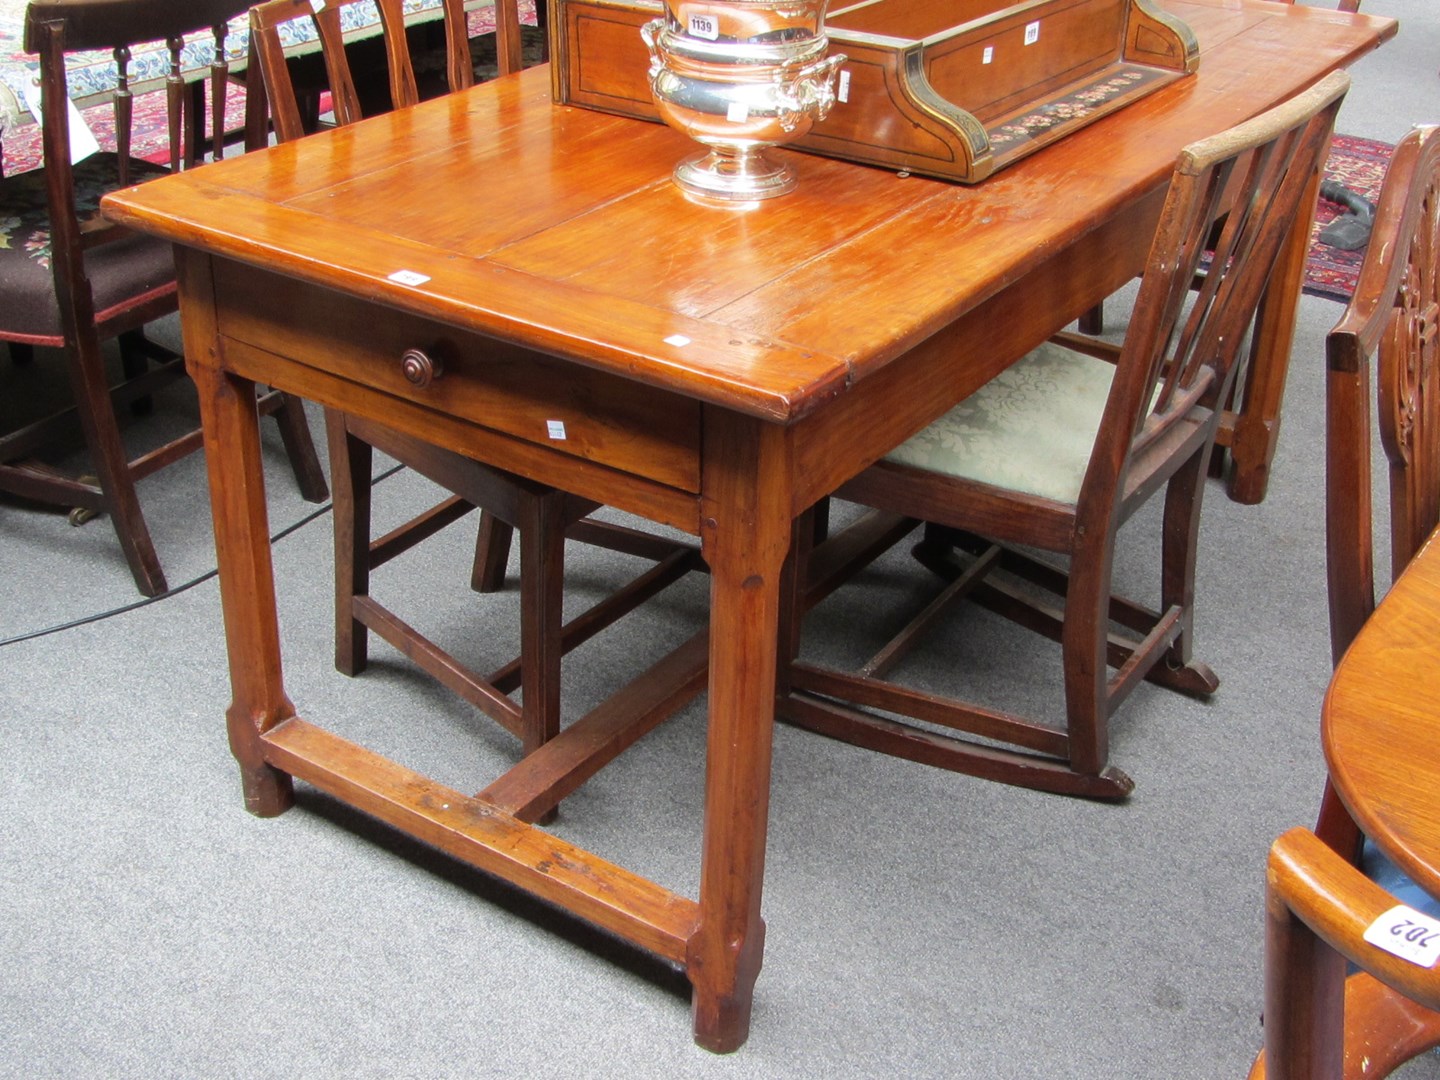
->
[23,0,248,332]
[1324,126,1440,663]
[1084,72,1349,536]
[249,0,518,145]
[26,0,246,180]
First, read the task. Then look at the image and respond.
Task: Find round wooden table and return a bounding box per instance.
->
[1324,530,1440,901]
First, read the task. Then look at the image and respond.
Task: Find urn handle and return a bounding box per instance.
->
[641,18,665,81]
[774,53,846,132]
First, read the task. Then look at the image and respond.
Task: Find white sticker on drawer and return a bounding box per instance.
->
[1363,905,1440,967]
[387,269,430,286]
[838,69,851,103]
[1024,21,1040,45]
[547,420,567,440]
[983,46,994,64]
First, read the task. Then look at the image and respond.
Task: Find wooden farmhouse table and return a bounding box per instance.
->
[103,0,1395,1052]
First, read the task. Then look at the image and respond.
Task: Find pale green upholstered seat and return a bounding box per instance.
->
[883,340,1114,505]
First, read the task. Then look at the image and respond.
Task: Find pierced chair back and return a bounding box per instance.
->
[1253,126,1440,1080]
[793,72,1350,800]
[1325,125,1440,663]
[249,0,521,142]
[1089,72,1350,526]
[0,0,326,596]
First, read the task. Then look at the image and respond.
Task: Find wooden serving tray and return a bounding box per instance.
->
[549,0,1199,182]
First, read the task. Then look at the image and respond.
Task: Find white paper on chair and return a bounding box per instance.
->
[23,76,100,164]
[1364,905,1440,967]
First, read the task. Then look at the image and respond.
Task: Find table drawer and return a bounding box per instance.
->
[213,263,703,494]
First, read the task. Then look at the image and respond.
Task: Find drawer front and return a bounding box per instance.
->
[213,263,703,493]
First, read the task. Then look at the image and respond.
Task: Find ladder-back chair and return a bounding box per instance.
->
[0,0,327,597]
[783,72,1351,800]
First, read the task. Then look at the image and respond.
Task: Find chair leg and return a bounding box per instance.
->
[116,330,155,416]
[1154,453,1220,694]
[1313,780,1365,862]
[1058,534,1114,778]
[63,331,167,596]
[269,392,329,502]
[1261,871,1347,1080]
[326,409,372,676]
[472,510,515,592]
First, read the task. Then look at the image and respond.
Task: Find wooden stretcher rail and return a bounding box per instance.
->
[261,716,703,963]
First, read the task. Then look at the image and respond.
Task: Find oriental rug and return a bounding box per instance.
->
[1305,133,1395,302]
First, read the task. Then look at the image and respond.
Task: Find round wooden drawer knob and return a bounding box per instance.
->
[400,348,442,388]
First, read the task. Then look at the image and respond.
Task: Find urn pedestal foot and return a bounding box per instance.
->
[675,146,796,201]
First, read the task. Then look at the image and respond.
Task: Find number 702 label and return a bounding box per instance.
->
[1363,905,1440,967]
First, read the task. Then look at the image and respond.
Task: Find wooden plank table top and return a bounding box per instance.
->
[1325,531,1440,901]
[103,0,1396,1053]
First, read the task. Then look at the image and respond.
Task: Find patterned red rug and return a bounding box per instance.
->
[1305,133,1394,302]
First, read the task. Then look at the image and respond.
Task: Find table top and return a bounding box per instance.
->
[1325,529,1440,899]
[102,0,1394,427]
[0,0,514,137]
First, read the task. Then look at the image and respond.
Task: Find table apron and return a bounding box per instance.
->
[203,255,705,535]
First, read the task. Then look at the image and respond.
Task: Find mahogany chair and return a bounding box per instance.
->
[782,72,1352,800]
[0,0,328,597]
[1251,125,1440,1080]
[248,0,524,144]
[1080,0,1366,506]
[249,0,698,782]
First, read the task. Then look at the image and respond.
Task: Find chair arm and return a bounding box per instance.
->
[1269,827,1440,1012]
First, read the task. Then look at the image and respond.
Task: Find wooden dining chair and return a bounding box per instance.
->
[782,72,1352,800]
[0,0,327,597]
[248,0,523,144]
[1080,0,1367,507]
[249,0,698,788]
[1251,125,1440,1080]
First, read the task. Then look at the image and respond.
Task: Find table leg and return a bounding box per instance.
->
[178,250,297,818]
[688,412,792,1052]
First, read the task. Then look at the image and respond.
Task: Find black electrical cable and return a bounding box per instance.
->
[0,462,406,649]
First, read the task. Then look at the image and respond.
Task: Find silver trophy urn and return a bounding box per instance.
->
[642,0,845,201]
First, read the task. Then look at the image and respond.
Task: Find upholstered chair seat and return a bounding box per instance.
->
[0,156,172,344]
[883,341,1114,505]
